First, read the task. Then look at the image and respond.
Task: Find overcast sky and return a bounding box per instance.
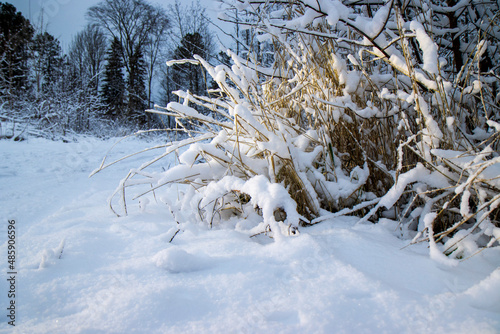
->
[9,0,230,52]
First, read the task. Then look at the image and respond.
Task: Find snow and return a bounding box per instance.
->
[286,9,319,30]
[152,247,212,273]
[377,163,449,210]
[488,120,500,132]
[353,3,390,39]
[464,268,500,311]
[1,136,499,333]
[410,21,439,74]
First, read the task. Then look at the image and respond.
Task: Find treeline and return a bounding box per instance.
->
[0,0,219,136]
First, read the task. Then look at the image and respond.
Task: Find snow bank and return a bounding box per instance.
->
[1,137,499,333]
[153,247,212,273]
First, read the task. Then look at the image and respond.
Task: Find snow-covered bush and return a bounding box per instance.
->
[95,0,500,260]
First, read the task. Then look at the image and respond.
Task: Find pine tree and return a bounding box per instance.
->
[0,2,34,104]
[170,32,208,97]
[101,37,125,118]
[32,32,63,97]
[127,45,147,123]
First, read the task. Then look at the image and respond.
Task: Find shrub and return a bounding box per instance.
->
[94,0,500,261]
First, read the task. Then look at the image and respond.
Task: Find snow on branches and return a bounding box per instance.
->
[96,0,500,260]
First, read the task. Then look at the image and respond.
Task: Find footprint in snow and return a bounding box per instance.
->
[153,247,212,273]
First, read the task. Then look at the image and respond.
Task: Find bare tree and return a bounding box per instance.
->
[167,0,215,56]
[143,6,169,108]
[87,0,169,115]
[69,24,107,95]
[159,0,215,105]
[87,0,168,78]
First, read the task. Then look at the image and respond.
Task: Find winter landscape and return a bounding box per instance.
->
[1,0,500,333]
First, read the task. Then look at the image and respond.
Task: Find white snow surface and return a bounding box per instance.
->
[1,136,499,333]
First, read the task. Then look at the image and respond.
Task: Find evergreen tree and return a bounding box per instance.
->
[87,0,169,120]
[101,37,125,118]
[170,32,208,97]
[127,45,147,122]
[32,32,64,97]
[0,2,34,103]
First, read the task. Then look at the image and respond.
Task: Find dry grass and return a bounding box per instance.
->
[93,1,500,258]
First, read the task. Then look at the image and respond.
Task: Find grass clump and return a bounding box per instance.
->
[93,0,500,260]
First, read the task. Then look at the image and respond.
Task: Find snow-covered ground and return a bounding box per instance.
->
[1,135,499,333]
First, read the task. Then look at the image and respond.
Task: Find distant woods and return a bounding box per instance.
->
[0,0,218,134]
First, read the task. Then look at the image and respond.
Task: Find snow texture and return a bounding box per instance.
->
[0,136,499,333]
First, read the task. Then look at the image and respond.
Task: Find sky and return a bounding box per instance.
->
[7,0,232,103]
[8,0,230,52]
[9,0,102,51]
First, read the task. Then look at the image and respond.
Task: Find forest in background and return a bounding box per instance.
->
[0,0,241,137]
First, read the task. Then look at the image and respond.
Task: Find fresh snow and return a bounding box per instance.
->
[410,21,439,75]
[1,136,499,333]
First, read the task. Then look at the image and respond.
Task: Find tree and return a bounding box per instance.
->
[167,0,214,57]
[127,45,147,121]
[0,2,34,104]
[68,24,107,95]
[101,37,125,118]
[87,0,169,116]
[219,3,274,66]
[170,32,208,97]
[31,31,63,98]
[160,1,215,110]
[143,7,169,108]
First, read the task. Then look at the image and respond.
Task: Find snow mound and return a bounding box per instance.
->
[39,238,65,269]
[152,247,212,273]
[463,269,500,312]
